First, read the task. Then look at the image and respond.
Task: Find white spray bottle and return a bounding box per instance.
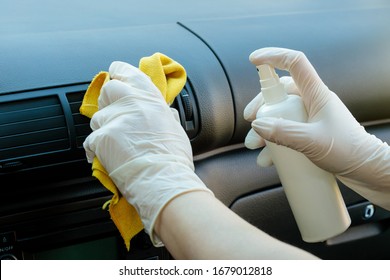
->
[255,64,351,242]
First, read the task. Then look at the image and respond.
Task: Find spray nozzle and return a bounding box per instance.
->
[257,64,280,87]
[256,64,287,104]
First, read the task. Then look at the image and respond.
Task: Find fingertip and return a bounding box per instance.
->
[82,136,95,163]
[249,48,267,64]
[249,47,284,65]
[243,93,264,121]
[251,117,276,140]
[243,107,255,121]
[109,61,140,80]
[245,128,266,149]
[256,147,274,167]
[99,79,130,109]
[89,110,101,131]
[109,61,161,94]
[248,47,303,73]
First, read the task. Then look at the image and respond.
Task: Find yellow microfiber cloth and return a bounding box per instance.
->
[80,53,187,250]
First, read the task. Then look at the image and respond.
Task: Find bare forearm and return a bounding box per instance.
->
[154,191,318,260]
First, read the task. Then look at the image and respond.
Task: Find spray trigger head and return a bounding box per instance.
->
[257,64,279,83]
[256,64,286,104]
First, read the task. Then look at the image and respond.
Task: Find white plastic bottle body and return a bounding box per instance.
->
[257,94,351,242]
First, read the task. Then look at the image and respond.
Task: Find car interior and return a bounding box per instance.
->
[1,0,390,260]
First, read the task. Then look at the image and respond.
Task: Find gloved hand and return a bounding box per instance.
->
[244,47,390,210]
[83,61,213,246]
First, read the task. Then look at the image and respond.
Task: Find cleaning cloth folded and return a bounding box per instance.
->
[80,53,187,250]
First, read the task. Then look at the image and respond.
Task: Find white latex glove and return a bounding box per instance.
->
[244,47,390,210]
[83,61,213,246]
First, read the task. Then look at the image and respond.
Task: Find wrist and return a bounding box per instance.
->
[109,155,214,246]
[337,138,390,210]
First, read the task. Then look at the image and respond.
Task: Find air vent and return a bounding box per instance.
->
[0,84,93,184]
[174,81,199,139]
[0,82,198,177]
[66,91,92,148]
[0,95,69,161]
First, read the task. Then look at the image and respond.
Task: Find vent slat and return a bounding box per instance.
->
[0,95,70,160]
[0,127,69,150]
[76,136,87,148]
[0,105,63,125]
[0,96,59,113]
[0,116,66,137]
[74,123,92,136]
[72,113,91,125]
[66,91,91,148]
[0,139,69,160]
[69,102,82,114]
[0,139,69,159]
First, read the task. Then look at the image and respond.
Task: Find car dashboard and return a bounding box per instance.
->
[1,0,390,260]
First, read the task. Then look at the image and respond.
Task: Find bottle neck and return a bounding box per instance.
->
[261,82,288,104]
